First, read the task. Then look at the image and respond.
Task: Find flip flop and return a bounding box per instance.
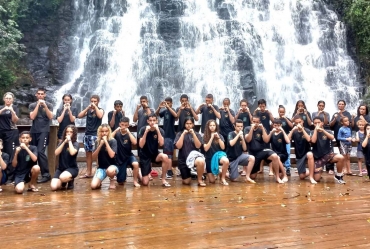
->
[27,187,39,192]
[198,182,206,187]
[220,180,229,186]
[79,174,93,179]
[162,182,171,187]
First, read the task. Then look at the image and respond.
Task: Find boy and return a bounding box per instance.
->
[176,94,198,132]
[219,98,235,143]
[244,116,284,183]
[196,94,220,133]
[112,117,140,187]
[78,95,104,178]
[133,96,155,133]
[226,119,255,183]
[138,114,171,187]
[108,100,125,131]
[156,97,177,179]
[0,139,10,192]
[288,116,316,184]
[235,99,252,128]
[12,131,40,194]
[253,99,274,134]
[311,117,345,184]
[29,88,53,183]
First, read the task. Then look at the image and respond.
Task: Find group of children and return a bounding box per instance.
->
[1,89,370,193]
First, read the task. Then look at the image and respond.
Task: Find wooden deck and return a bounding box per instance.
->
[1,165,370,248]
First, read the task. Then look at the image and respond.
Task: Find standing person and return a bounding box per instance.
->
[292,100,313,129]
[352,104,370,132]
[78,95,104,178]
[226,119,255,183]
[312,100,330,128]
[155,97,177,179]
[277,105,293,176]
[0,92,20,184]
[253,99,274,134]
[196,94,220,133]
[311,117,345,184]
[203,120,229,185]
[176,94,199,133]
[90,124,118,190]
[138,114,171,187]
[235,99,252,129]
[361,123,370,180]
[50,125,79,191]
[337,117,355,175]
[56,94,78,143]
[12,131,40,194]
[29,88,53,183]
[133,96,155,133]
[174,117,206,186]
[0,139,10,192]
[219,98,235,145]
[328,100,352,174]
[355,120,366,176]
[288,116,316,184]
[112,117,140,187]
[108,100,125,131]
[244,116,284,183]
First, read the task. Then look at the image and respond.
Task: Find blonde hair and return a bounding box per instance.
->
[97,124,113,141]
[357,119,366,126]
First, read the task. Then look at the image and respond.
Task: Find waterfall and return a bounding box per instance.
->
[55,0,361,123]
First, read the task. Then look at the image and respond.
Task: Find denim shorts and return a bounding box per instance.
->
[95,166,119,181]
[83,135,97,152]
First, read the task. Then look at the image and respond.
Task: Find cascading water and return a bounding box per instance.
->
[55,0,361,123]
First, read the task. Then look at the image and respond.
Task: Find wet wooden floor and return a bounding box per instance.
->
[1,166,370,249]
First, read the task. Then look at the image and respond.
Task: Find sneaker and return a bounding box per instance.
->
[286,169,291,176]
[166,173,173,179]
[5,179,14,185]
[37,175,51,183]
[334,175,346,184]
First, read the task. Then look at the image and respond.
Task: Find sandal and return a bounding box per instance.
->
[328,170,334,175]
[162,182,171,187]
[359,173,363,177]
[133,182,141,187]
[79,174,93,179]
[240,171,246,176]
[198,182,206,187]
[27,187,39,192]
[220,180,229,186]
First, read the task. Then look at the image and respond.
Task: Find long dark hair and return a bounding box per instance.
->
[293,100,307,115]
[183,117,194,130]
[203,119,220,144]
[62,125,78,142]
[357,104,369,116]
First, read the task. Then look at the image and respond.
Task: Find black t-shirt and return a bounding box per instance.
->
[96,139,117,169]
[176,107,196,132]
[85,108,103,136]
[270,132,288,156]
[57,141,79,171]
[237,112,251,129]
[174,132,202,168]
[362,142,370,166]
[244,126,265,154]
[219,109,235,137]
[138,127,165,158]
[114,132,135,165]
[56,107,78,137]
[291,128,311,159]
[159,108,176,139]
[278,117,292,134]
[29,102,53,133]
[294,112,312,129]
[108,111,125,131]
[226,131,244,161]
[353,115,370,132]
[1,152,10,167]
[0,105,19,131]
[255,111,271,133]
[204,135,224,160]
[312,130,333,159]
[137,108,155,132]
[331,111,351,140]
[14,145,38,175]
[199,105,219,133]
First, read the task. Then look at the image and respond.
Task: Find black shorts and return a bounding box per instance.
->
[139,152,160,177]
[251,149,275,174]
[14,171,31,186]
[277,153,288,163]
[205,158,221,174]
[179,167,192,180]
[53,168,79,179]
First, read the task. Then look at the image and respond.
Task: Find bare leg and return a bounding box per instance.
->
[208,173,216,184]
[85,152,93,177]
[258,160,264,174]
[268,154,283,183]
[182,177,191,185]
[106,166,117,189]
[307,152,317,184]
[220,157,229,185]
[358,158,363,175]
[132,162,140,187]
[333,154,344,173]
[268,162,274,176]
[195,158,206,186]
[91,175,103,190]
[156,153,170,186]
[278,161,288,182]
[245,156,256,183]
[50,178,62,191]
[15,182,25,194]
[29,165,40,190]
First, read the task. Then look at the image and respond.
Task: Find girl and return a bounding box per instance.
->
[174,117,206,186]
[312,100,330,128]
[277,105,293,176]
[355,120,366,176]
[203,120,230,185]
[91,124,118,190]
[337,117,355,175]
[51,125,79,190]
[292,100,312,129]
[352,104,370,132]
[361,123,370,180]
[56,94,78,143]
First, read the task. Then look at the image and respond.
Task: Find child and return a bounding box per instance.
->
[337,117,355,175]
[78,95,104,178]
[12,131,40,194]
[56,94,78,143]
[51,125,79,191]
[235,99,252,129]
[0,139,10,192]
[108,100,125,131]
[196,94,220,133]
[112,117,140,187]
[203,120,229,185]
[155,97,177,179]
[356,120,366,176]
[91,124,118,190]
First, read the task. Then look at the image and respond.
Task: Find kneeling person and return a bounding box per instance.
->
[12,131,40,194]
[0,139,10,192]
[138,114,171,187]
[91,124,118,190]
